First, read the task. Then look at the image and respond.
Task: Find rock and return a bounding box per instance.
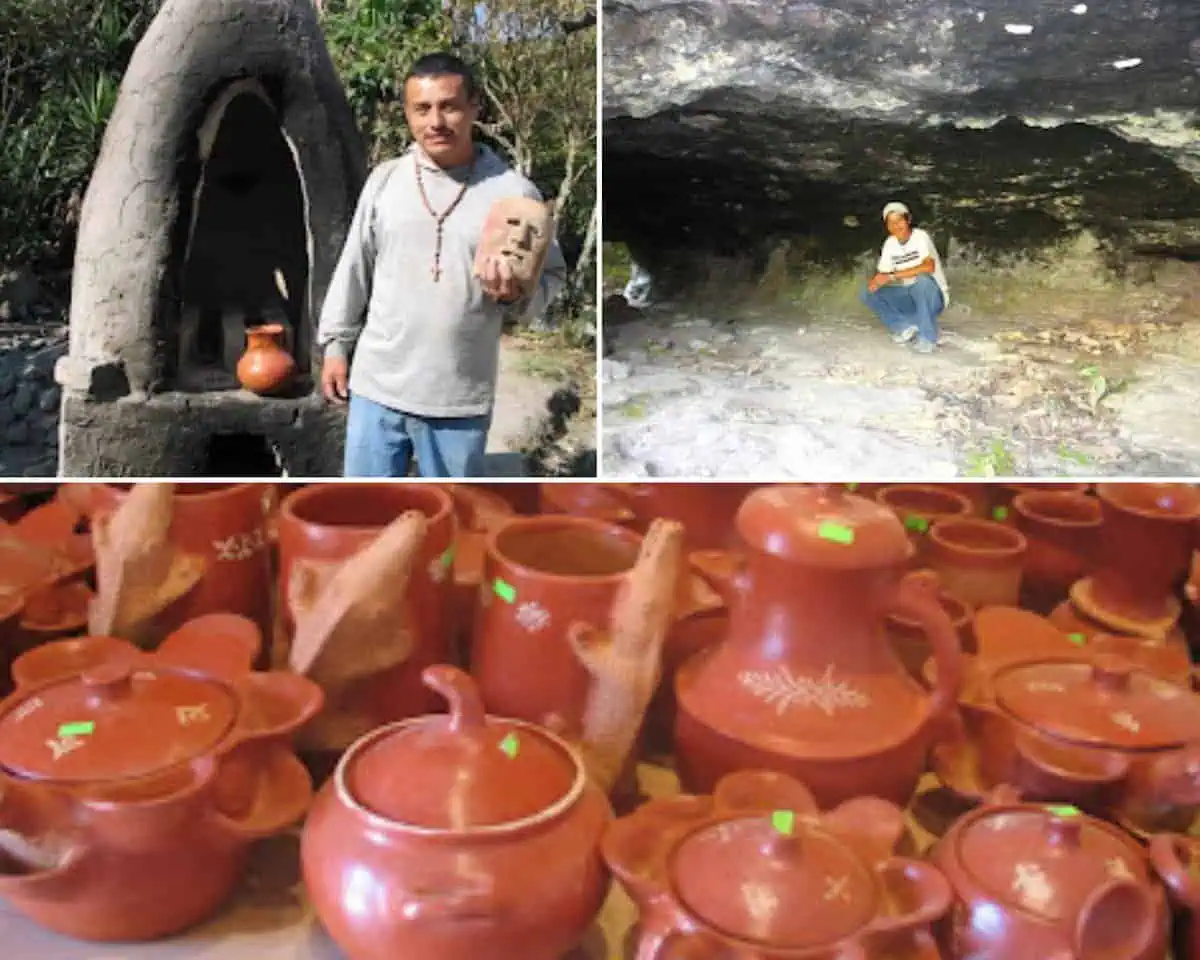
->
[11,383,34,416]
[603,0,1200,283]
[604,358,632,380]
[5,421,28,446]
[0,370,14,397]
[0,405,14,428]
[38,386,60,412]
[0,266,40,322]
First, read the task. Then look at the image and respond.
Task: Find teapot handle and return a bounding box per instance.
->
[892,573,962,721]
[1149,833,1200,911]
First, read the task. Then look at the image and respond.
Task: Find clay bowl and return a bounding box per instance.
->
[17,579,93,651]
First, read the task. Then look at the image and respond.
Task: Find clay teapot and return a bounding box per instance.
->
[236,323,296,395]
[932,788,1170,960]
[301,665,611,960]
[0,615,322,941]
[602,769,952,960]
[676,484,963,808]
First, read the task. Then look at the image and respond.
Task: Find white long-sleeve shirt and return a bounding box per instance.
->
[318,143,567,418]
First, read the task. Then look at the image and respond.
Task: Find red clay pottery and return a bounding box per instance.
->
[1149,834,1200,960]
[88,483,275,646]
[933,789,1170,960]
[604,483,761,550]
[471,514,643,728]
[475,196,555,297]
[277,483,456,725]
[301,665,611,960]
[603,769,952,960]
[1047,599,1191,687]
[926,517,1027,608]
[1072,483,1200,638]
[887,580,973,683]
[938,483,995,518]
[473,483,542,515]
[236,323,296,395]
[539,482,639,527]
[674,484,964,808]
[0,594,23,696]
[17,579,93,651]
[1012,490,1102,613]
[0,616,321,941]
[992,482,1091,522]
[874,484,974,563]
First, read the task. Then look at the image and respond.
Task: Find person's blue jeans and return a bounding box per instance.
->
[344,394,491,478]
[860,274,944,344]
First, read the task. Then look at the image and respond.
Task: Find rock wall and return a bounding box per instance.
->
[0,328,65,477]
[603,0,1200,285]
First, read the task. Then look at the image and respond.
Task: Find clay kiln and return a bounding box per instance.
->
[56,0,366,476]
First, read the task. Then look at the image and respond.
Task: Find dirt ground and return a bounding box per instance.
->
[602,253,1200,478]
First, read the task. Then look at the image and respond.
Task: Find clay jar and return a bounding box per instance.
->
[605,483,761,550]
[992,482,1091,522]
[1077,483,1200,635]
[89,483,275,647]
[603,769,952,960]
[301,666,611,960]
[236,323,296,395]
[1012,489,1102,613]
[874,485,974,564]
[471,514,643,728]
[277,483,455,724]
[933,791,1170,960]
[674,485,964,808]
[0,617,321,941]
[925,517,1028,609]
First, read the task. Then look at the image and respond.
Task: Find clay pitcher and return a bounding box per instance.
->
[276,483,456,721]
[470,515,643,730]
[236,324,296,395]
[1012,489,1102,613]
[675,484,964,809]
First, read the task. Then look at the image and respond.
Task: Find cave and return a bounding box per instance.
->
[600,0,1200,479]
[202,433,282,477]
[56,0,365,477]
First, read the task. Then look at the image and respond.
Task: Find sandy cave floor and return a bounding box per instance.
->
[601,261,1200,479]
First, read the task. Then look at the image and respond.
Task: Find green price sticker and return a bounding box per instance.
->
[771,810,795,836]
[817,522,855,546]
[992,506,1009,521]
[1067,633,1087,646]
[499,732,520,758]
[440,545,456,569]
[58,721,94,737]
[904,515,930,534]
[1046,804,1080,818]
[493,578,516,603]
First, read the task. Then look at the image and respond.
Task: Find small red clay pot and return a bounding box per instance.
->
[886,582,974,683]
[90,483,275,646]
[277,483,456,723]
[933,790,1170,960]
[874,485,975,564]
[1012,490,1102,614]
[236,323,296,395]
[539,483,639,528]
[925,517,1027,609]
[17,579,92,651]
[301,666,611,960]
[472,483,542,515]
[603,483,761,550]
[992,482,1092,523]
[471,514,643,728]
[1149,834,1200,960]
[603,769,952,960]
[0,617,321,941]
[937,483,996,518]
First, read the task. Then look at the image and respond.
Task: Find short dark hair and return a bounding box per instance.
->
[406,52,479,101]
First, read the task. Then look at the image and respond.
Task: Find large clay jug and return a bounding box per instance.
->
[236,324,296,395]
[675,484,964,809]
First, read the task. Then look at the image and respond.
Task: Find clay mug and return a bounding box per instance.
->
[874,485,974,564]
[301,665,611,960]
[0,616,321,941]
[236,323,296,395]
[925,516,1027,609]
[1011,489,1102,614]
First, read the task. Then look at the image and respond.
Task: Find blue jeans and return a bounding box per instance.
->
[860,274,944,344]
[344,394,491,478]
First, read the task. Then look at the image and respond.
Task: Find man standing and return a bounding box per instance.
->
[318,52,567,477]
[860,202,949,354]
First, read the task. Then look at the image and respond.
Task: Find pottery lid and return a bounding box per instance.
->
[955,805,1148,920]
[736,485,911,568]
[0,660,237,782]
[343,666,580,830]
[670,814,877,949]
[993,655,1200,750]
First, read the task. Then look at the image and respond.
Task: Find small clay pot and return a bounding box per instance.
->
[236,324,296,395]
[471,514,642,728]
[17,579,93,652]
[992,482,1091,522]
[1012,490,1102,614]
[926,517,1027,609]
[539,483,638,528]
[301,666,611,960]
[875,485,975,563]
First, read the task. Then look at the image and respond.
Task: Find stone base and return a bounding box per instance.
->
[59,389,345,477]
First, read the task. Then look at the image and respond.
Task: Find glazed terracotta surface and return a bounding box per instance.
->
[675,485,963,808]
[301,666,611,960]
[236,324,297,395]
[603,484,762,550]
[926,517,1027,609]
[1011,490,1102,614]
[0,616,321,941]
[875,485,975,563]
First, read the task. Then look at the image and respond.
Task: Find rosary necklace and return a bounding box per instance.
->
[414,150,475,282]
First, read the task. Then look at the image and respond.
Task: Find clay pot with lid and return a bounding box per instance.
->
[603,769,952,960]
[926,516,1027,608]
[674,485,964,808]
[874,485,974,563]
[0,614,322,941]
[301,665,611,960]
[277,483,456,724]
[933,788,1170,960]
[236,323,296,395]
[1013,489,1102,613]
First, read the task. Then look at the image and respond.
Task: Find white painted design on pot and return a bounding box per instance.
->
[740,881,779,922]
[12,698,44,723]
[1153,681,1181,700]
[824,875,852,902]
[1025,681,1066,693]
[1012,862,1054,913]
[737,664,870,717]
[176,704,211,727]
[213,528,268,562]
[45,735,85,761]
[516,601,551,633]
[1111,710,1141,734]
[1106,857,1133,881]
[427,557,446,584]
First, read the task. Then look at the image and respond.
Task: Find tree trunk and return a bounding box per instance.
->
[573,200,597,288]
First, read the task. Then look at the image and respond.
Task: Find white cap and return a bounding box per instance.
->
[882,202,910,222]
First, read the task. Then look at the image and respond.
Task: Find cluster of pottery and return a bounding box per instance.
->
[0,481,1198,960]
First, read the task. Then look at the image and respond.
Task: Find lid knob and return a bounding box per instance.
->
[1091,653,1134,693]
[1046,816,1084,849]
[812,483,844,504]
[81,660,136,704]
[422,665,486,734]
[761,810,806,860]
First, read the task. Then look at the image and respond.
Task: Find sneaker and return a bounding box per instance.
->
[913,339,936,354]
[891,326,918,344]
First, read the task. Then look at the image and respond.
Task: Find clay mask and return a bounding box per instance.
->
[475,197,553,296]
